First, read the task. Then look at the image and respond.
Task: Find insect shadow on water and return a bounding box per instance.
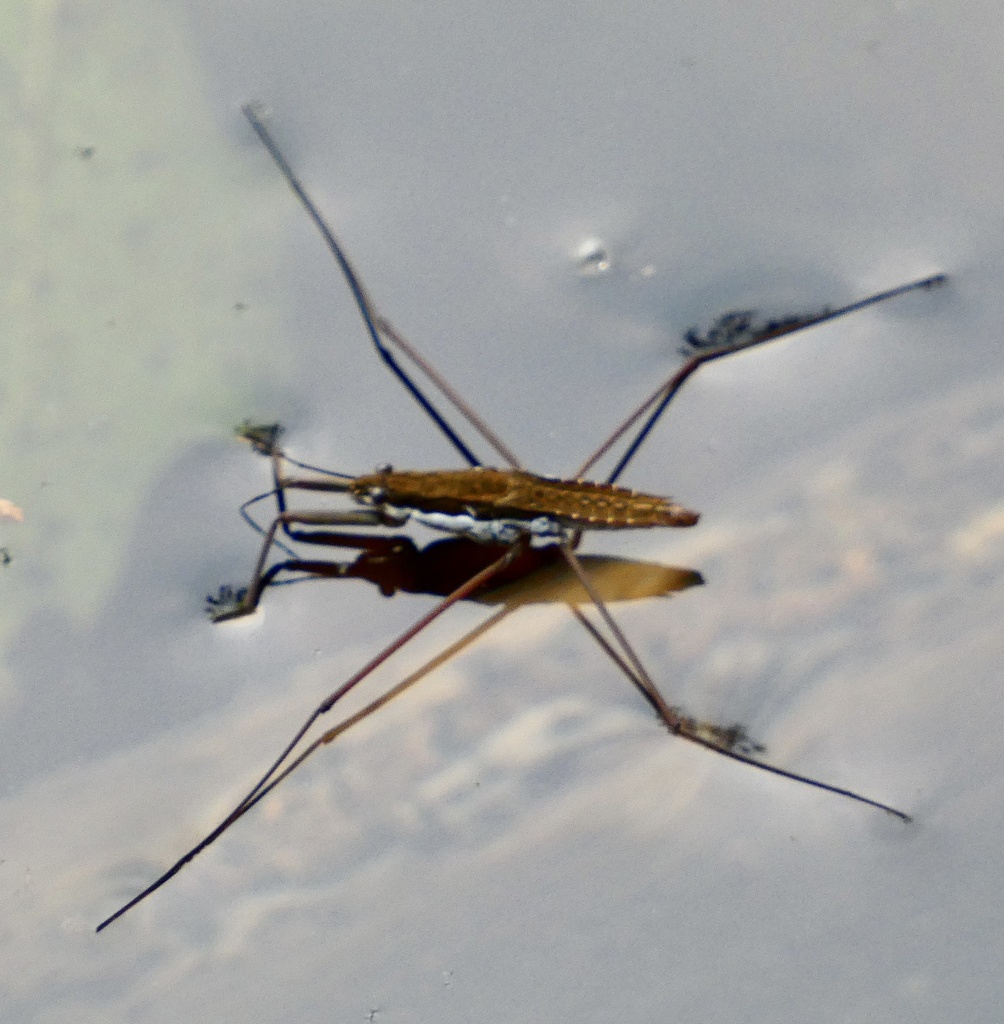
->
[95,103,946,931]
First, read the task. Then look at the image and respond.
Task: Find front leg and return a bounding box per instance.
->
[207,509,393,621]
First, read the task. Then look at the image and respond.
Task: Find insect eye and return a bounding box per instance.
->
[367,486,387,504]
[374,463,393,475]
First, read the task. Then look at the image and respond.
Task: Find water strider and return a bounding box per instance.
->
[95,103,946,931]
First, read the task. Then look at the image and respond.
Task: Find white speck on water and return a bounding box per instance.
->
[574,237,612,276]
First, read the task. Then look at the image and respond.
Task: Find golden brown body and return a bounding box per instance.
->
[350,466,699,529]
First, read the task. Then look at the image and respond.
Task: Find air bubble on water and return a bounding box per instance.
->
[574,238,612,276]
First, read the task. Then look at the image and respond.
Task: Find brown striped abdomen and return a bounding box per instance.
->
[350,467,698,529]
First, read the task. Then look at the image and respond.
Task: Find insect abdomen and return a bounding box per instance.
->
[351,467,699,529]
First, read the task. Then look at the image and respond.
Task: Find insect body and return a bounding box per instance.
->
[350,466,700,536]
[207,432,702,622]
[95,103,947,932]
[272,463,699,548]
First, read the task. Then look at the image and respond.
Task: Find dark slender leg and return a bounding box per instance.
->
[557,543,910,820]
[576,274,947,483]
[96,543,525,931]
[243,104,484,468]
